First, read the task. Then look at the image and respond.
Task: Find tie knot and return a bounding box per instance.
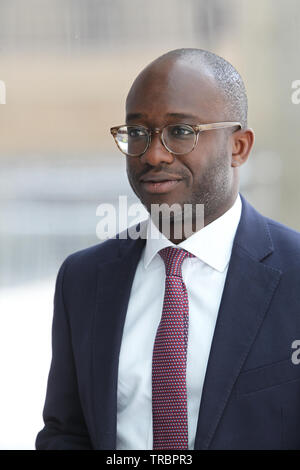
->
[159,246,195,277]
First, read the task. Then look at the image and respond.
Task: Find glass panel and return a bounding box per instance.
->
[163,124,196,154]
[117,126,148,156]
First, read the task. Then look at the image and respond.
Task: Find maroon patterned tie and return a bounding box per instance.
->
[152,246,195,450]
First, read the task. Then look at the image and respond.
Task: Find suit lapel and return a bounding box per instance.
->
[194,195,282,449]
[92,228,146,449]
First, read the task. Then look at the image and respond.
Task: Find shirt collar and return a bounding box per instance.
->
[142,193,242,272]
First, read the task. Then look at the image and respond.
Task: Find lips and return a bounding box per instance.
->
[139,172,183,194]
[140,179,182,194]
[140,173,182,183]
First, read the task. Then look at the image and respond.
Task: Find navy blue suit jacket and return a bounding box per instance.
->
[35,194,300,450]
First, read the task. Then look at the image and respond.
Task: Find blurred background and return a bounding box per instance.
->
[0,0,300,449]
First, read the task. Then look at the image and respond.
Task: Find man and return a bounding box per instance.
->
[36,48,300,450]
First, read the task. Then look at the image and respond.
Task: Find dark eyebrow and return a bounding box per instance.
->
[166,112,200,121]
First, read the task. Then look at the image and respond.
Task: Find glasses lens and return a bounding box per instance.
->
[162,124,196,154]
[115,126,148,156]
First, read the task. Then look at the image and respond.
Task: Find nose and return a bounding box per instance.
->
[140,132,175,166]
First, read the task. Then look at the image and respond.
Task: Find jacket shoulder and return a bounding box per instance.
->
[64,237,121,268]
[58,222,144,275]
[265,216,300,266]
[266,216,300,245]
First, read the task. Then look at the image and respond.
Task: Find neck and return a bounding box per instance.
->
[155,193,239,244]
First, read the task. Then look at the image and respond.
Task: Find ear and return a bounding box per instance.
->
[231,128,255,167]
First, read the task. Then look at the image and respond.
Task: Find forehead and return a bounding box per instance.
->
[126,59,226,123]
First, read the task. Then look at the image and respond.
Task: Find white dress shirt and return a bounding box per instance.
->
[116,194,242,450]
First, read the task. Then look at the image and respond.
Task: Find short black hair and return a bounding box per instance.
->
[155,48,248,129]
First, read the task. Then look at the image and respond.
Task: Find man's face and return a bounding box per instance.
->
[125,59,236,223]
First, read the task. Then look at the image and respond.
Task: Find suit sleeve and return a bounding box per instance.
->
[35,258,93,450]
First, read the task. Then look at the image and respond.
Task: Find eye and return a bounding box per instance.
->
[170,125,194,137]
[128,127,147,138]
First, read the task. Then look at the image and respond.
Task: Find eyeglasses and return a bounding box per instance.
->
[110,122,241,157]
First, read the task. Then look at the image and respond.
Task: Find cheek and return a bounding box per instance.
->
[126,159,145,193]
[186,138,231,182]
[200,134,231,166]
[190,133,216,164]
[184,146,211,178]
[126,158,138,179]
